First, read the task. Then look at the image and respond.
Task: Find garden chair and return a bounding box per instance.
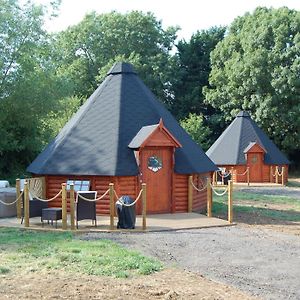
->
[76,191,97,228]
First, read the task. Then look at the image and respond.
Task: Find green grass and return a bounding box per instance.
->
[0,228,162,278]
[287,180,300,188]
[212,190,300,222]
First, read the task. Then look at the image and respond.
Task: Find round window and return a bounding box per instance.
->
[148,156,162,172]
[251,155,257,164]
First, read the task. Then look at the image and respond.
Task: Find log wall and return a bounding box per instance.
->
[219,164,289,184]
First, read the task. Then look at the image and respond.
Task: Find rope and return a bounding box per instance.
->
[29,189,62,202]
[116,189,143,207]
[0,190,24,206]
[191,179,208,192]
[77,189,109,202]
[210,183,228,196]
[235,168,249,176]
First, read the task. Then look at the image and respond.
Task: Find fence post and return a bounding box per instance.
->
[24,181,29,227]
[207,177,212,217]
[247,167,250,186]
[228,180,233,223]
[270,166,273,183]
[109,183,114,230]
[70,184,75,230]
[16,178,21,219]
[188,175,193,213]
[231,167,234,183]
[142,183,147,230]
[41,177,46,199]
[61,183,67,230]
[282,167,285,186]
[275,166,279,184]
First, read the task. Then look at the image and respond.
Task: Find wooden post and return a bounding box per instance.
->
[109,183,114,230]
[282,167,285,186]
[207,177,212,217]
[70,184,75,230]
[212,172,216,185]
[231,167,234,183]
[61,183,67,230]
[247,167,250,186]
[270,166,273,183]
[142,183,147,230]
[24,181,29,227]
[41,176,46,199]
[228,180,233,223]
[16,178,21,219]
[188,175,193,213]
[275,166,279,184]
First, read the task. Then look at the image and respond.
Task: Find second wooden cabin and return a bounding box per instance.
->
[206,111,290,184]
[27,62,217,214]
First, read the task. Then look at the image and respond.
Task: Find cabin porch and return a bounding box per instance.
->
[0,212,233,232]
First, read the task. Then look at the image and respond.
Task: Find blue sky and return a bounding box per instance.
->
[33,0,300,40]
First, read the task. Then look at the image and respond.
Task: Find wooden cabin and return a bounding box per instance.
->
[206,111,290,184]
[27,62,217,214]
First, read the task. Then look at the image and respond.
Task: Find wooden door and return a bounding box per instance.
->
[140,147,172,213]
[248,153,263,182]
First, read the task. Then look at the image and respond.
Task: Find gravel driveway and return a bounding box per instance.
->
[84,226,300,300]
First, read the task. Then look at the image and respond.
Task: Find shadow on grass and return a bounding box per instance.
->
[212,200,300,225]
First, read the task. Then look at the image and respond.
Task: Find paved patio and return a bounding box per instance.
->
[0,213,233,232]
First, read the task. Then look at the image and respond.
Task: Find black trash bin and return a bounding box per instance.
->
[116,196,136,229]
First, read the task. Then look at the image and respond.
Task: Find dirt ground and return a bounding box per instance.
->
[0,268,256,300]
[86,226,300,300]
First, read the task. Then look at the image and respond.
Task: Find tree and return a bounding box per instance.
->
[54,11,179,107]
[180,113,212,151]
[0,0,67,178]
[204,7,300,158]
[172,27,226,120]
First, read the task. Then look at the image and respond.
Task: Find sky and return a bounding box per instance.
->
[33,0,300,41]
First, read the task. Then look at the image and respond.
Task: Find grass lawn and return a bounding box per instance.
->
[212,190,300,222]
[0,228,162,278]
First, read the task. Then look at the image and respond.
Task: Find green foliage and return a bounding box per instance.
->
[54,11,179,107]
[0,228,162,278]
[172,27,226,119]
[0,0,73,178]
[204,7,300,157]
[180,113,212,150]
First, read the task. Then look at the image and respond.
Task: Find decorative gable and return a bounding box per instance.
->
[243,142,266,154]
[129,119,182,149]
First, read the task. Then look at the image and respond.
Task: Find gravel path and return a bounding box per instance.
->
[84,226,300,300]
[236,186,300,199]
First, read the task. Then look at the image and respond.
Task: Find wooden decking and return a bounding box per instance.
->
[0,213,233,232]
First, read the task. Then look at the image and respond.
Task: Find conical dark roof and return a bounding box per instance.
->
[27,62,217,175]
[206,111,290,165]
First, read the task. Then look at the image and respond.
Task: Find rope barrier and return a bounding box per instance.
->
[191,179,208,192]
[235,168,249,176]
[29,189,62,202]
[0,190,24,206]
[77,189,110,202]
[116,189,143,207]
[209,183,228,196]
